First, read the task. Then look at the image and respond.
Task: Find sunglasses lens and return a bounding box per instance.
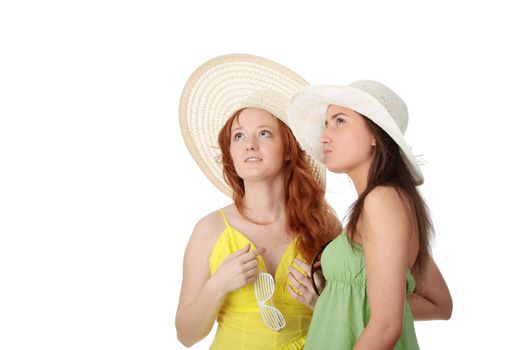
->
[254,272,286,331]
[260,305,286,331]
[254,272,275,302]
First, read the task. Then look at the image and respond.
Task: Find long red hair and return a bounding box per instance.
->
[218,109,341,262]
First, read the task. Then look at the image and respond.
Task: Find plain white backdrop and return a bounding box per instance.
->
[1,1,524,349]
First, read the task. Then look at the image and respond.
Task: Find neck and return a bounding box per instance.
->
[347,162,371,196]
[241,174,286,224]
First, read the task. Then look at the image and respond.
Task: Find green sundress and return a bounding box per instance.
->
[305,232,419,349]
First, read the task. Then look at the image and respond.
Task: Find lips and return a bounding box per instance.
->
[245,156,263,162]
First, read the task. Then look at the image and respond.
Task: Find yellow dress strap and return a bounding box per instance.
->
[218,209,231,228]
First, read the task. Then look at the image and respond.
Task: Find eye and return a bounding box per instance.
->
[233,132,245,141]
[259,129,272,138]
[335,117,346,126]
[324,120,328,129]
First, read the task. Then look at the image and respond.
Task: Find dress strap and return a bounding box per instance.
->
[218,209,231,228]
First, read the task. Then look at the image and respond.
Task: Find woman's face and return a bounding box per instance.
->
[229,108,286,182]
[321,104,376,175]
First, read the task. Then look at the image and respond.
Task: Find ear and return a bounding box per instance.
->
[284,153,291,161]
[371,138,376,147]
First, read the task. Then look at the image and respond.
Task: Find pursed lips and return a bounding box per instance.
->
[322,148,332,156]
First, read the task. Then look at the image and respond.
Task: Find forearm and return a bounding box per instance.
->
[408,293,452,320]
[354,320,402,350]
[176,278,226,347]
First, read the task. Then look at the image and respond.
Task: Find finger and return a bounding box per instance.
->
[289,273,319,307]
[312,270,325,290]
[293,258,311,275]
[251,246,266,257]
[240,246,266,263]
[287,284,305,303]
[289,266,310,287]
[289,273,313,300]
[246,275,257,285]
[313,261,322,270]
[229,244,251,259]
[288,264,302,279]
[244,266,259,278]
[241,259,259,272]
[288,272,306,293]
[313,270,324,282]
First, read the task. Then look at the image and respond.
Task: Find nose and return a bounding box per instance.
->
[320,128,331,145]
[245,136,258,151]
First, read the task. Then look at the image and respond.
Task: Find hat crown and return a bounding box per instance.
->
[237,90,289,125]
[349,80,408,134]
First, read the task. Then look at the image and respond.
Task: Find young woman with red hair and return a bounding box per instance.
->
[176,54,341,349]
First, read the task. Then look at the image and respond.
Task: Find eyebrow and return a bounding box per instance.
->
[328,112,349,120]
[232,124,276,132]
[325,112,349,124]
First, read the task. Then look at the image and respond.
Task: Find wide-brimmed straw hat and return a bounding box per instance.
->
[287,80,424,185]
[179,54,325,197]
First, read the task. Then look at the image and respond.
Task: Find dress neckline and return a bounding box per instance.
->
[218,209,296,280]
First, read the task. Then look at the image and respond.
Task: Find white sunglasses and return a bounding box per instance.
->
[254,272,286,331]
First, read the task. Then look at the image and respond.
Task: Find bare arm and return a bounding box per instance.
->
[175,213,265,347]
[408,257,453,320]
[354,187,413,350]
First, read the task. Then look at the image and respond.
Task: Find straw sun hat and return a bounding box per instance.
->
[179,54,325,197]
[288,80,425,185]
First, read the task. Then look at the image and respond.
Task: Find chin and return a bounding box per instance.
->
[328,168,348,174]
[237,170,262,180]
[325,162,346,174]
[239,168,270,179]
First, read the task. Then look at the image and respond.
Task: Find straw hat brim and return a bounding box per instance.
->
[179,54,325,197]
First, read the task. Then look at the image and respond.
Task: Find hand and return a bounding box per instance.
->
[211,244,266,297]
[287,258,325,310]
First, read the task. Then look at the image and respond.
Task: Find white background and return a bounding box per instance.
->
[1,1,524,349]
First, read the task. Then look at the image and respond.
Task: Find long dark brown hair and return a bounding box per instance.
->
[345,116,433,292]
[218,109,341,262]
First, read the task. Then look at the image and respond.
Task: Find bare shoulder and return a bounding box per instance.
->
[362,186,411,240]
[187,206,231,253]
[193,210,226,237]
[364,186,407,215]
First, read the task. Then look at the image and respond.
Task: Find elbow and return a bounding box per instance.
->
[176,328,198,347]
[435,292,453,320]
[442,298,453,320]
[177,333,195,348]
[382,322,403,345]
[368,318,403,344]
[175,317,198,347]
[388,322,403,342]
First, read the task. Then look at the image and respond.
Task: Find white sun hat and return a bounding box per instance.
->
[287,80,424,185]
[179,54,325,197]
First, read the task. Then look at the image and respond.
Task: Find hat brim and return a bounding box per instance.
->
[179,54,325,197]
[288,85,424,185]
